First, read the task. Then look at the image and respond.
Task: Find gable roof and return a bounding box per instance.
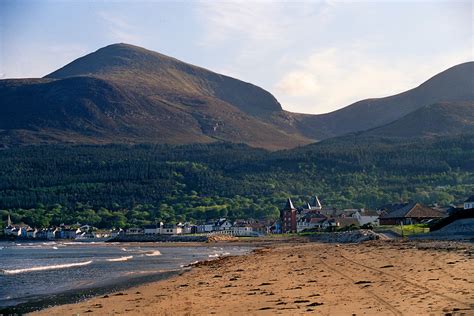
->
[380,203,444,219]
[283,198,295,211]
[311,196,322,209]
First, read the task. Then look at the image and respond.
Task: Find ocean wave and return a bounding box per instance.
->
[106,255,133,262]
[0,260,93,275]
[208,254,220,258]
[145,250,161,257]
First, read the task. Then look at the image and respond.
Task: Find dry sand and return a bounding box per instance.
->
[32,240,473,315]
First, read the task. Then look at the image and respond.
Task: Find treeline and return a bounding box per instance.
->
[0,134,473,228]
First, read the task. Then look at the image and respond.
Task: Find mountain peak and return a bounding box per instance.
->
[45,43,179,79]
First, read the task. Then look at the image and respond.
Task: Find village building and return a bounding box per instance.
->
[464,195,474,210]
[161,224,183,235]
[46,228,59,240]
[143,223,163,235]
[350,209,380,226]
[280,198,297,233]
[231,223,253,236]
[379,202,445,225]
[26,227,37,238]
[196,222,214,233]
[214,218,232,231]
[60,227,81,239]
[125,227,144,235]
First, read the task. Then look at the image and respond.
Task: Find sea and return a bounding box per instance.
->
[0,240,253,313]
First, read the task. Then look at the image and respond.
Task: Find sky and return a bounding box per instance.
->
[0,0,472,114]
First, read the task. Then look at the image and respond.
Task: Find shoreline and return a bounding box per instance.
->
[30,239,473,315]
[0,241,261,314]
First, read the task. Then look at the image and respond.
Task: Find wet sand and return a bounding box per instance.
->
[32,240,473,315]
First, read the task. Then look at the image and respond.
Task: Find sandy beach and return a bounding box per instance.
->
[32,240,473,315]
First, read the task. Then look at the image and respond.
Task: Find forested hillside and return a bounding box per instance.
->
[1,135,473,229]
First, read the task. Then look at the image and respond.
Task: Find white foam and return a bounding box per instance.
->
[1,260,93,275]
[145,250,161,257]
[106,255,133,262]
[208,254,219,258]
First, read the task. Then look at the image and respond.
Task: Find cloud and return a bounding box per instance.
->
[97,11,142,44]
[275,46,473,114]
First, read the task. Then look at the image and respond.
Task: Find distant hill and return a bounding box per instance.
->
[0,43,472,148]
[286,62,474,140]
[359,101,474,138]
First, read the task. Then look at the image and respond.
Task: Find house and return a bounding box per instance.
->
[297,215,327,232]
[196,223,214,233]
[161,224,182,235]
[464,195,474,210]
[4,225,21,237]
[125,227,144,235]
[46,228,59,240]
[231,223,253,236]
[110,228,123,238]
[321,218,338,231]
[61,228,81,239]
[35,229,47,239]
[379,202,445,225]
[26,228,37,238]
[351,209,380,226]
[214,218,232,231]
[179,223,197,234]
[143,223,163,235]
[280,198,297,233]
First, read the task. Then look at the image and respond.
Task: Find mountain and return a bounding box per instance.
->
[0,44,311,150]
[0,43,472,148]
[359,101,474,138]
[284,61,474,140]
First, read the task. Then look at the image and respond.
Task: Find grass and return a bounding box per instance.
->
[378,224,430,236]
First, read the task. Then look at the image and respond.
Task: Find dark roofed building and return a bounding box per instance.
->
[379,202,445,225]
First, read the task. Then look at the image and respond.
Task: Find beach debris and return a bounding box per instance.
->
[380,264,394,268]
[354,280,372,285]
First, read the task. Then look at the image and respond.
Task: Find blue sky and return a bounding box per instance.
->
[0,0,472,114]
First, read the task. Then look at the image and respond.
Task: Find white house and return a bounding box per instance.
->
[161,224,182,235]
[464,195,474,210]
[143,223,163,235]
[214,218,232,231]
[231,225,253,236]
[297,216,327,232]
[351,209,379,226]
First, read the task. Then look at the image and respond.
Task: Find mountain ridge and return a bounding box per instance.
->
[0,43,473,149]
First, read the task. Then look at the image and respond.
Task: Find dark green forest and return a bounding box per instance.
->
[1,134,473,229]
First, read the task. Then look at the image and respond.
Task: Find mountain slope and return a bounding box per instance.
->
[283,62,474,140]
[0,43,472,148]
[0,44,311,149]
[46,43,282,117]
[359,101,474,138]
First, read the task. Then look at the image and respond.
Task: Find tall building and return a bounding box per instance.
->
[280,198,297,233]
